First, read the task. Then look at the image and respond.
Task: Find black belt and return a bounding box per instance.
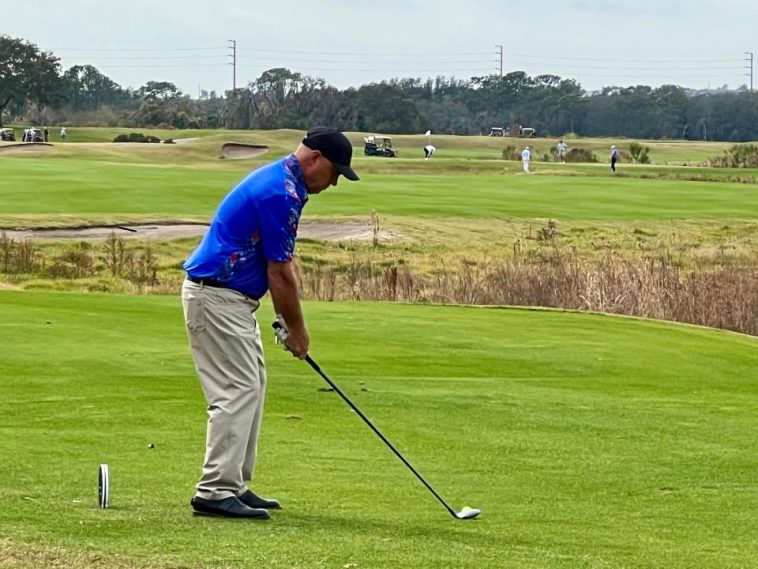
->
[187,275,259,301]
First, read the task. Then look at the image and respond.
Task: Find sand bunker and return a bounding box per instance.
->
[3,224,209,240]
[1,220,397,243]
[0,143,53,154]
[221,142,269,159]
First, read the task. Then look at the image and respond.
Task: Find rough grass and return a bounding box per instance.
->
[0,538,170,569]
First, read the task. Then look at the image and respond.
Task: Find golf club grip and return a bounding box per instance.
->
[304,355,458,518]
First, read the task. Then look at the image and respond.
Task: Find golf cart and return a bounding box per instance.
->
[364,135,397,158]
[0,128,15,141]
[23,128,44,143]
[488,127,505,137]
[506,124,536,137]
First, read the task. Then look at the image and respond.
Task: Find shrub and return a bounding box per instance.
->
[537,219,559,241]
[112,132,161,143]
[47,243,95,279]
[100,232,129,277]
[709,144,758,168]
[565,148,598,163]
[0,233,40,274]
[501,145,520,160]
[629,142,651,164]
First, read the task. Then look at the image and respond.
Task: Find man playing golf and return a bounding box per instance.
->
[521,146,531,173]
[556,139,568,163]
[181,127,359,519]
[611,144,620,173]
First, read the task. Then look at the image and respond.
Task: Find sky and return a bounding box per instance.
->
[4,0,757,96]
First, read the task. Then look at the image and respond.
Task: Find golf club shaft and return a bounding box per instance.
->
[305,354,458,519]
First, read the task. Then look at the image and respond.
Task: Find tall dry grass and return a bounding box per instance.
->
[0,232,162,292]
[1,230,756,336]
[294,248,758,337]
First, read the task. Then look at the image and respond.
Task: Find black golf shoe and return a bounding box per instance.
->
[237,490,281,510]
[190,496,270,519]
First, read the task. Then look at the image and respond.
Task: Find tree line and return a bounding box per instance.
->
[2,36,757,141]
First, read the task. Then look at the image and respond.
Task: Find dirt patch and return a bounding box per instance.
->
[0,142,53,154]
[221,142,269,159]
[0,220,397,243]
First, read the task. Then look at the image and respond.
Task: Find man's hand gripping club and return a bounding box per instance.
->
[272,315,308,359]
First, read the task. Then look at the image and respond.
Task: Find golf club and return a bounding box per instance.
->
[305,355,479,520]
[272,319,479,520]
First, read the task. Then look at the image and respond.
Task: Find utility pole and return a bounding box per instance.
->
[745,51,754,91]
[495,45,503,76]
[229,39,237,91]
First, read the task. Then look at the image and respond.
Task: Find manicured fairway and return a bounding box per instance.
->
[1,154,758,223]
[1,291,756,568]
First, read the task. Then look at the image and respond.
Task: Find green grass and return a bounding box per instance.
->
[314,173,758,220]
[1,153,758,224]
[2,131,758,566]
[4,125,738,162]
[1,130,757,293]
[1,291,757,568]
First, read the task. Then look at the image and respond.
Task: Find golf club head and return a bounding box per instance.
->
[456,506,480,520]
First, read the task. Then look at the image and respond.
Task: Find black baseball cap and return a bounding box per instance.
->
[302,127,359,181]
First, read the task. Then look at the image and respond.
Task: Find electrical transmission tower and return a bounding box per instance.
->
[495,45,503,76]
[229,39,237,91]
[746,52,754,91]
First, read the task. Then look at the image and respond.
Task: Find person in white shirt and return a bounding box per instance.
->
[556,140,568,163]
[60,127,67,141]
[423,144,436,159]
[521,146,531,172]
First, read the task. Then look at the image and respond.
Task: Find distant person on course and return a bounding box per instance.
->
[423,144,436,159]
[181,127,360,520]
[60,127,67,141]
[556,139,568,163]
[610,145,620,173]
[521,146,531,173]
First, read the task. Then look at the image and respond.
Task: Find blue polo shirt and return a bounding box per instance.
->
[183,154,309,298]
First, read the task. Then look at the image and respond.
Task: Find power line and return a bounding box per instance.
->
[237,64,493,73]
[505,52,738,63]
[64,56,737,73]
[236,56,489,65]
[49,46,227,52]
[236,48,492,57]
[75,63,228,68]
[568,72,746,79]
[506,61,744,72]
[57,55,228,61]
[44,42,752,91]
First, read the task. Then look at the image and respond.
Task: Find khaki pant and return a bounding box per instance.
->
[181,279,266,500]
